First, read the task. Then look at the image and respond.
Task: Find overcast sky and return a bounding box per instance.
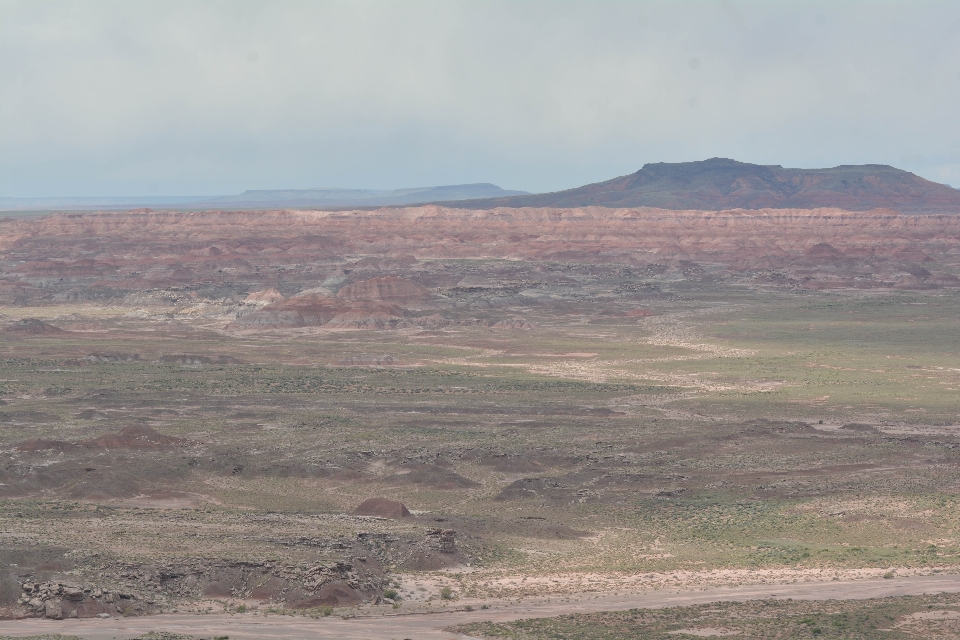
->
[2,1,960,197]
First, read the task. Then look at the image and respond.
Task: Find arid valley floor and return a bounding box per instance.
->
[2,205,960,638]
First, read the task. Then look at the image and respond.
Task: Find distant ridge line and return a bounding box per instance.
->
[0,183,528,212]
[424,158,960,214]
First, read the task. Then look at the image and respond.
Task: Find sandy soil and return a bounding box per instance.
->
[2,573,960,640]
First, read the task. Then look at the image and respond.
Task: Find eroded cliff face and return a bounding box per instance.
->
[1,206,959,303]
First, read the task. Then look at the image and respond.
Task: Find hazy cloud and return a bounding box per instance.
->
[2,0,959,196]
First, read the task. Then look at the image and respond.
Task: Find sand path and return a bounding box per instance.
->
[2,574,960,639]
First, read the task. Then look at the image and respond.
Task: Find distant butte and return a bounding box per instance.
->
[437,158,960,213]
[2,318,65,334]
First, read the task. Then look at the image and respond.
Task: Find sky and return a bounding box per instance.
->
[2,0,960,198]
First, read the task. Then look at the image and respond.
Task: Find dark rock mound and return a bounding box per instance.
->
[387,464,480,489]
[3,318,65,335]
[805,242,843,258]
[841,423,880,433]
[803,242,850,264]
[16,439,77,453]
[84,425,184,449]
[353,498,412,519]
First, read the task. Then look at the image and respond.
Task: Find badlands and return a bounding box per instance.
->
[2,163,960,638]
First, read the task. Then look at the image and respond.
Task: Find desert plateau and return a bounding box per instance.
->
[5,2,960,636]
[1,159,960,637]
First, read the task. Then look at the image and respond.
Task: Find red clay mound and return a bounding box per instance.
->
[3,318,65,335]
[235,294,341,328]
[803,242,846,261]
[324,301,405,329]
[626,308,656,318]
[84,425,184,449]
[336,276,428,303]
[353,497,412,518]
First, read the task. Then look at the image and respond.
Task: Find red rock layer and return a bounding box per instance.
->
[2,206,959,294]
[336,276,428,302]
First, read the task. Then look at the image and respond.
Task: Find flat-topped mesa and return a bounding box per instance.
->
[437,158,960,213]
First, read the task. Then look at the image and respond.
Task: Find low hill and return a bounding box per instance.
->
[0,183,527,212]
[439,158,960,213]
[207,183,527,208]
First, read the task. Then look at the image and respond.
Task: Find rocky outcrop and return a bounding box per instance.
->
[18,581,153,619]
[151,558,377,608]
[13,555,382,617]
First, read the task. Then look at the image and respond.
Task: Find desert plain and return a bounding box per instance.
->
[2,204,960,637]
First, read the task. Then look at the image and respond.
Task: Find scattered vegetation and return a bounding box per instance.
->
[2,250,960,620]
[454,593,960,639]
